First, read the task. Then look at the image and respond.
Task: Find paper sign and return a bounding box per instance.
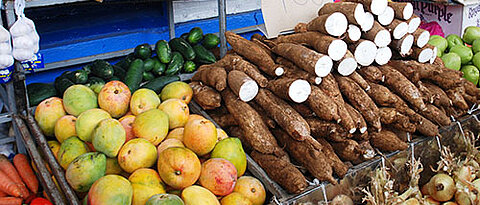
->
[260,0,329,38]
[21,53,44,73]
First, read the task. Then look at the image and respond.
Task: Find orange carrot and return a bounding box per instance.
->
[0,197,22,205]
[0,156,28,198]
[13,154,38,194]
[0,191,6,197]
[0,171,21,197]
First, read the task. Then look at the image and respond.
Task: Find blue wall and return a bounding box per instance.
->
[25,1,264,84]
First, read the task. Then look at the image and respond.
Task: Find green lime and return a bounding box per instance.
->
[472,39,480,54]
[449,45,473,65]
[461,65,480,85]
[429,35,448,53]
[462,26,480,45]
[441,52,462,70]
[472,52,480,69]
[446,34,463,51]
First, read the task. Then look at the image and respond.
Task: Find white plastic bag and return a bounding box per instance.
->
[0,27,13,68]
[9,0,40,61]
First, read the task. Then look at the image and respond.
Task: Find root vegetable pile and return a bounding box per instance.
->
[188,1,480,194]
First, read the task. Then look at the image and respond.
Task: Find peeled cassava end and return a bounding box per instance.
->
[328,39,348,61]
[375,47,392,65]
[361,12,375,32]
[392,22,409,40]
[370,0,388,15]
[338,57,358,76]
[354,40,377,66]
[239,80,259,102]
[377,6,394,26]
[375,29,392,47]
[325,12,348,37]
[315,55,333,77]
[288,79,312,103]
[408,16,421,33]
[347,25,362,42]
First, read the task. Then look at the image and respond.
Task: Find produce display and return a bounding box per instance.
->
[427,27,480,88]
[188,0,480,195]
[27,27,219,106]
[35,79,266,205]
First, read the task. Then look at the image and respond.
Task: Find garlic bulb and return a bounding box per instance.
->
[10,16,40,61]
[0,27,13,68]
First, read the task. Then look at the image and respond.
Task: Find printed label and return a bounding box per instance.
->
[0,65,13,84]
[21,53,44,73]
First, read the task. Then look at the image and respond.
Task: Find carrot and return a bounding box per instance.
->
[0,170,21,197]
[0,191,6,197]
[13,154,38,194]
[0,156,28,198]
[0,197,22,205]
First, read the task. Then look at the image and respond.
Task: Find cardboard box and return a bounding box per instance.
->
[397,0,480,37]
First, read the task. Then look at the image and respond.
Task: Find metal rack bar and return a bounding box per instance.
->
[24,0,89,8]
[167,0,175,39]
[218,0,227,58]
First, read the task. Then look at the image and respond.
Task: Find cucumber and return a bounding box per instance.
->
[27,83,57,106]
[82,64,92,75]
[169,38,196,61]
[113,65,126,80]
[142,72,155,81]
[152,58,166,76]
[143,58,155,72]
[180,33,189,41]
[183,61,196,73]
[110,76,121,81]
[134,43,152,60]
[91,60,114,79]
[165,52,184,76]
[202,33,220,49]
[87,77,105,94]
[193,44,216,64]
[141,75,181,93]
[155,40,172,64]
[124,59,145,92]
[187,27,203,45]
[67,70,88,84]
[54,77,75,96]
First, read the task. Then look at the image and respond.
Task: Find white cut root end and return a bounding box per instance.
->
[349,128,357,134]
[337,57,357,76]
[315,55,333,77]
[238,80,259,102]
[375,30,392,47]
[314,77,322,85]
[416,30,430,48]
[370,0,388,15]
[325,12,348,37]
[289,80,312,103]
[375,47,392,65]
[328,39,348,61]
[408,17,421,33]
[400,34,414,55]
[354,4,366,25]
[360,127,367,133]
[430,46,437,64]
[275,67,285,76]
[354,41,377,66]
[361,12,375,32]
[403,3,413,20]
[418,48,433,63]
[393,22,409,39]
[377,6,394,26]
[347,25,361,42]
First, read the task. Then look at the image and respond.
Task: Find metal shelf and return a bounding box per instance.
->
[25,0,90,8]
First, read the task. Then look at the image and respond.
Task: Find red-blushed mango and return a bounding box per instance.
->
[220,192,252,205]
[63,85,98,116]
[98,81,131,118]
[130,88,161,116]
[119,115,136,142]
[160,81,193,103]
[166,128,184,142]
[133,109,169,146]
[157,147,201,190]
[54,115,76,143]
[233,176,266,205]
[76,108,111,142]
[183,119,217,156]
[157,139,184,156]
[199,158,237,196]
[158,99,190,129]
[211,138,247,177]
[88,175,133,205]
[35,97,66,137]
[118,138,157,173]
[66,152,107,192]
[92,118,126,158]
[181,185,220,205]
[186,114,205,124]
[129,168,166,205]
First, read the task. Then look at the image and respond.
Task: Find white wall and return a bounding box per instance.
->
[173,0,261,23]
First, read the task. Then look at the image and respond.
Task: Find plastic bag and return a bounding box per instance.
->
[0,27,13,68]
[9,0,40,61]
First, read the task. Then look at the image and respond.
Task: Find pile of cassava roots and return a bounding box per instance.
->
[188,0,480,194]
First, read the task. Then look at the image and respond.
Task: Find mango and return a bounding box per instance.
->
[157,147,201,190]
[66,152,107,192]
[220,192,252,205]
[48,140,61,160]
[76,108,111,142]
[166,128,184,142]
[157,139,184,156]
[199,158,237,196]
[119,115,136,142]
[158,99,189,129]
[98,81,131,118]
[63,85,98,116]
[106,157,123,175]
[233,176,266,205]
[118,138,157,173]
[129,168,166,205]
[186,114,204,124]
[54,115,77,143]
[92,118,126,157]
[160,81,193,104]
[35,97,66,137]
[183,119,217,156]
[181,185,220,205]
[130,88,161,115]
[211,138,247,177]
[133,109,169,146]
[58,136,89,169]
[88,175,133,205]
[146,194,184,205]
[216,129,228,142]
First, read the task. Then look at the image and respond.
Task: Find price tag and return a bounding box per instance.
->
[0,65,14,84]
[21,53,44,72]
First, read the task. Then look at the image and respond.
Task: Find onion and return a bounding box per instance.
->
[401,198,420,205]
[425,196,440,205]
[429,174,456,202]
[331,194,353,205]
[455,166,476,184]
[455,191,474,205]
[444,202,460,205]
